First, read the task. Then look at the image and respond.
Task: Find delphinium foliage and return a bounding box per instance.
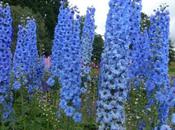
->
[147,6,174,128]
[13,18,42,93]
[96,0,131,129]
[0,2,13,120]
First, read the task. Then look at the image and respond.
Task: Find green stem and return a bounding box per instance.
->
[47,120,49,130]
[20,88,26,130]
[2,122,5,130]
[67,117,70,130]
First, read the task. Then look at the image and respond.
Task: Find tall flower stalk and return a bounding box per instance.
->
[0,2,13,120]
[128,0,143,84]
[26,19,43,94]
[147,6,173,127]
[96,0,131,129]
[13,18,42,93]
[49,2,66,82]
[80,7,96,119]
[50,1,82,122]
[81,7,95,77]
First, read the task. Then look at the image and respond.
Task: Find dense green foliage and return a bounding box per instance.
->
[126,86,158,130]
[141,12,150,31]
[3,0,61,55]
[3,0,60,37]
[92,34,104,64]
[169,40,175,64]
[0,69,98,130]
[10,6,50,54]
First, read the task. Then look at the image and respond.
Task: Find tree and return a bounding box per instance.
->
[92,34,104,64]
[141,12,150,31]
[10,5,50,55]
[169,40,175,64]
[3,0,61,55]
[3,0,60,37]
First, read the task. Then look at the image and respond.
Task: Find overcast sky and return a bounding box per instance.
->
[68,0,175,42]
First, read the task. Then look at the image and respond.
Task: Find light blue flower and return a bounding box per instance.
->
[81,7,95,76]
[47,77,55,87]
[73,112,82,123]
[50,2,82,122]
[97,0,132,129]
[147,6,170,125]
[172,113,175,125]
[65,106,75,117]
[13,81,21,91]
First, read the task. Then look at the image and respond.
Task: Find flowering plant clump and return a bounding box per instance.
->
[96,0,132,129]
[0,2,13,120]
[0,0,175,129]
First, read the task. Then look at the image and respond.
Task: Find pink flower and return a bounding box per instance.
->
[44,56,51,69]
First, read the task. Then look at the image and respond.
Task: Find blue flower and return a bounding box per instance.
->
[59,99,67,109]
[65,106,75,117]
[171,113,175,125]
[13,81,21,91]
[0,96,4,104]
[47,77,55,87]
[73,112,82,123]
[160,125,171,130]
[72,97,81,109]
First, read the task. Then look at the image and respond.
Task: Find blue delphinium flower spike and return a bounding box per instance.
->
[81,7,95,76]
[96,0,132,129]
[0,3,13,120]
